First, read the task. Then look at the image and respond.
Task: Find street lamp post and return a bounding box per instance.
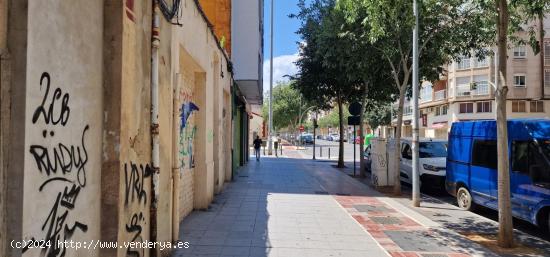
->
[268,0,274,155]
[411,0,421,207]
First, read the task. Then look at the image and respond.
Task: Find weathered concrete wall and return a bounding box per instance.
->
[112,1,153,257]
[162,0,233,218]
[21,1,103,257]
[3,1,236,257]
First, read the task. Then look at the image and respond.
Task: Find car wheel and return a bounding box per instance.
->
[457,187,475,211]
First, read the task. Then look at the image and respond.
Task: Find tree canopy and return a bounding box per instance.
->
[261,82,311,132]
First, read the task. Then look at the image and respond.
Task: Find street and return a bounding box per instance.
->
[288,143,550,243]
[172,148,550,257]
[300,139,362,161]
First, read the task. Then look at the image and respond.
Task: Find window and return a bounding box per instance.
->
[441,105,448,115]
[514,74,526,87]
[530,101,544,112]
[512,101,527,112]
[420,142,447,158]
[512,140,550,187]
[512,141,529,174]
[403,106,413,116]
[401,143,412,160]
[456,77,472,96]
[459,103,474,113]
[436,105,448,116]
[513,45,526,58]
[545,42,550,66]
[476,101,492,113]
[473,75,489,95]
[456,56,471,70]
[420,84,433,102]
[472,140,498,169]
[545,69,550,87]
[474,57,488,67]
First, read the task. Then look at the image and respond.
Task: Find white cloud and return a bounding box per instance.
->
[263,53,299,93]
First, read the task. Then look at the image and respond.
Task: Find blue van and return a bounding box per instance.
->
[446,119,550,231]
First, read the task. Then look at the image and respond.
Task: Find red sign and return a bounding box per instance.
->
[299,125,304,132]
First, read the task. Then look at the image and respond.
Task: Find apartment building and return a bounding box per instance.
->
[396,18,550,139]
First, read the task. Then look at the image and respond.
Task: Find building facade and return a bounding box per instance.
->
[0,1,262,257]
[395,17,550,139]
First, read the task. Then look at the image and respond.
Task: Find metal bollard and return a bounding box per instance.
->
[328,148,331,159]
[320,146,323,157]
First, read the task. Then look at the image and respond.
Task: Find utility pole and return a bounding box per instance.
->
[411,0,421,207]
[268,0,274,155]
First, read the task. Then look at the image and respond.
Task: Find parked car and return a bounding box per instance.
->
[330,133,340,142]
[446,119,550,232]
[300,133,314,144]
[398,138,448,189]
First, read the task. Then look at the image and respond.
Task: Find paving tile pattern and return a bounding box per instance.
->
[171,158,388,257]
[334,195,472,257]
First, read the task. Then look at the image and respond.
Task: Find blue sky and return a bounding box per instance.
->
[262,0,303,93]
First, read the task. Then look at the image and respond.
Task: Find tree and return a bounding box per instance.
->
[261,82,311,134]
[338,0,495,194]
[491,0,549,248]
[292,0,362,168]
[364,102,393,132]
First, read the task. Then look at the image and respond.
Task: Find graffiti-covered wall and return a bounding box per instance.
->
[21,1,103,257]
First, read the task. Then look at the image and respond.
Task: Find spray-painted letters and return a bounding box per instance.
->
[24,72,89,257]
[123,162,152,257]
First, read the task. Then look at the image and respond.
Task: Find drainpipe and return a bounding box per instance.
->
[172,74,181,241]
[150,1,160,256]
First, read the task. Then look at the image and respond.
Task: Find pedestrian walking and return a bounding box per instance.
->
[253,136,262,161]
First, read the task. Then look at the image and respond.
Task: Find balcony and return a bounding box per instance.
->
[455,83,490,97]
[434,90,446,101]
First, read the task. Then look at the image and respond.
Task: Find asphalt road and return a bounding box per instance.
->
[298,139,362,161]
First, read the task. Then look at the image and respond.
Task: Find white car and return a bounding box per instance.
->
[329,133,340,142]
[398,138,447,189]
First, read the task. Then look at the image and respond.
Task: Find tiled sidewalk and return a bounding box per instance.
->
[171,157,388,257]
[171,155,501,257]
[335,196,470,257]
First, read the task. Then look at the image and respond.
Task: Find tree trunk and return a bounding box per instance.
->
[496,0,514,248]
[337,96,345,168]
[359,83,369,177]
[393,88,406,195]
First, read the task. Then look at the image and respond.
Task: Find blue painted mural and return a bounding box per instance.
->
[179,102,199,169]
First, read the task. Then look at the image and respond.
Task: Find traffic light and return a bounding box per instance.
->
[313,119,319,128]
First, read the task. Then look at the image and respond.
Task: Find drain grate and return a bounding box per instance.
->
[370,216,402,225]
[314,191,329,195]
